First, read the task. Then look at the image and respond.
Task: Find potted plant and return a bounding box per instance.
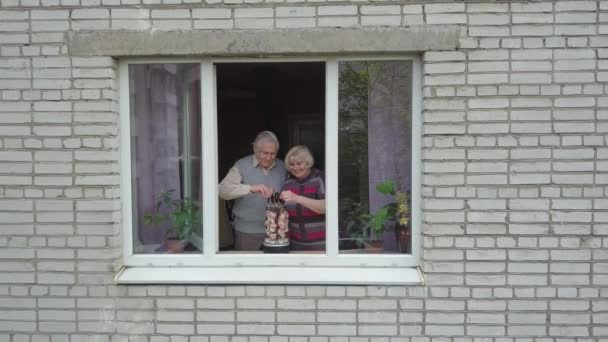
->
[143,190,201,253]
[369,180,410,253]
[341,199,375,250]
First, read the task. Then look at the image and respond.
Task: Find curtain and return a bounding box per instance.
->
[131,64,182,248]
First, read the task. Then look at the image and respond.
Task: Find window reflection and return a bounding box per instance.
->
[338,60,413,254]
[129,64,202,254]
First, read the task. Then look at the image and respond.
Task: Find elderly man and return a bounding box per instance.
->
[219,131,287,251]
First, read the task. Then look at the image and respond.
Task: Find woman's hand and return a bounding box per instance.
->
[280,190,299,204]
[281,190,326,214]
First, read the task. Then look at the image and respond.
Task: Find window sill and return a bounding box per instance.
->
[115,266,423,285]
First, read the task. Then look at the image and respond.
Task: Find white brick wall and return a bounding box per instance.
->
[0,0,607,341]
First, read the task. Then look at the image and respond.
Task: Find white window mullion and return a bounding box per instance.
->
[201,61,218,256]
[182,79,192,199]
[325,59,339,257]
[411,56,422,263]
[119,62,134,261]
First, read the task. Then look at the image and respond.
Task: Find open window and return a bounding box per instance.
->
[215,62,326,253]
[118,57,422,284]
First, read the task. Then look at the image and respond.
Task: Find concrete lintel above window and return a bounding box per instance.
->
[68,26,460,57]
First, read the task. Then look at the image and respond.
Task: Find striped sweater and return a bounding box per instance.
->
[282,169,326,251]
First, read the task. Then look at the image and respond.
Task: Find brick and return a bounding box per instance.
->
[276,18,315,28]
[469,14,509,26]
[556,13,596,24]
[318,6,357,16]
[554,72,595,83]
[318,17,357,27]
[512,13,553,24]
[467,3,507,13]
[236,324,274,335]
[513,25,554,36]
[71,9,110,19]
[236,298,274,309]
[0,151,31,161]
[234,8,273,18]
[555,1,596,11]
[511,3,553,12]
[361,16,401,26]
[151,20,191,30]
[111,8,150,19]
[31,10,69,20]
[235,18,273,29]
[189,8,230,19]
[468,61,508,72]
[425,3,464,13]
[361,5,399,15]
[426,13,466,24]
[425,51,465,61]
[402,5,422,14]
[0,10,28,20]
[402,15,423,26]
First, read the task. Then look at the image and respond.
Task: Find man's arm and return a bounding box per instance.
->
[218,166,250,200]
[218,166,274,200]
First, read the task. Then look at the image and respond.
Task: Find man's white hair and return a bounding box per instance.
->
[253,131,280,151]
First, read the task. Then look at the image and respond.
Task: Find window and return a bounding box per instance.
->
[118,57,422,285]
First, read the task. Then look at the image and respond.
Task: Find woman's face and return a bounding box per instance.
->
[288,158,311,180]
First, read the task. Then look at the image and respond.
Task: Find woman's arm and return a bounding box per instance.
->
[296,196,326,214]
[280,191,326,214]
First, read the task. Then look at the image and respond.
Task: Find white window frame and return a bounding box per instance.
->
[117,56,423,285]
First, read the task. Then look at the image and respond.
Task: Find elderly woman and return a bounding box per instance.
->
[279,146,326,251]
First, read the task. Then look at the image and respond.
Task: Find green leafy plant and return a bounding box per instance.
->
[340,181,410,251]
[143,190,201,241]
[341,199,374,248]
[370,180,410,235]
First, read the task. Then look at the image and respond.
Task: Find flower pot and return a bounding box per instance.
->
[166,239,187,253]
[363,240,384,253]
[396,226,410,253]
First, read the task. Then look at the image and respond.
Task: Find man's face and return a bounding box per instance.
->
[255,142,278,169]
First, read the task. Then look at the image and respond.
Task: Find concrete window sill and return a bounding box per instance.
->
[115,266,424,285]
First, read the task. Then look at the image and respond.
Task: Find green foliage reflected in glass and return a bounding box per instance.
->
[144,190,201,241]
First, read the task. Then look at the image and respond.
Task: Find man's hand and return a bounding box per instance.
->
[250,184,273,198]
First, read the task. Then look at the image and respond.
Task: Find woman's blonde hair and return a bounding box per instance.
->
[285,145,314,169]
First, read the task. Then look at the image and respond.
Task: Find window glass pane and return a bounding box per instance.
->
[129,64,202,254]
[338,60,412,255]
